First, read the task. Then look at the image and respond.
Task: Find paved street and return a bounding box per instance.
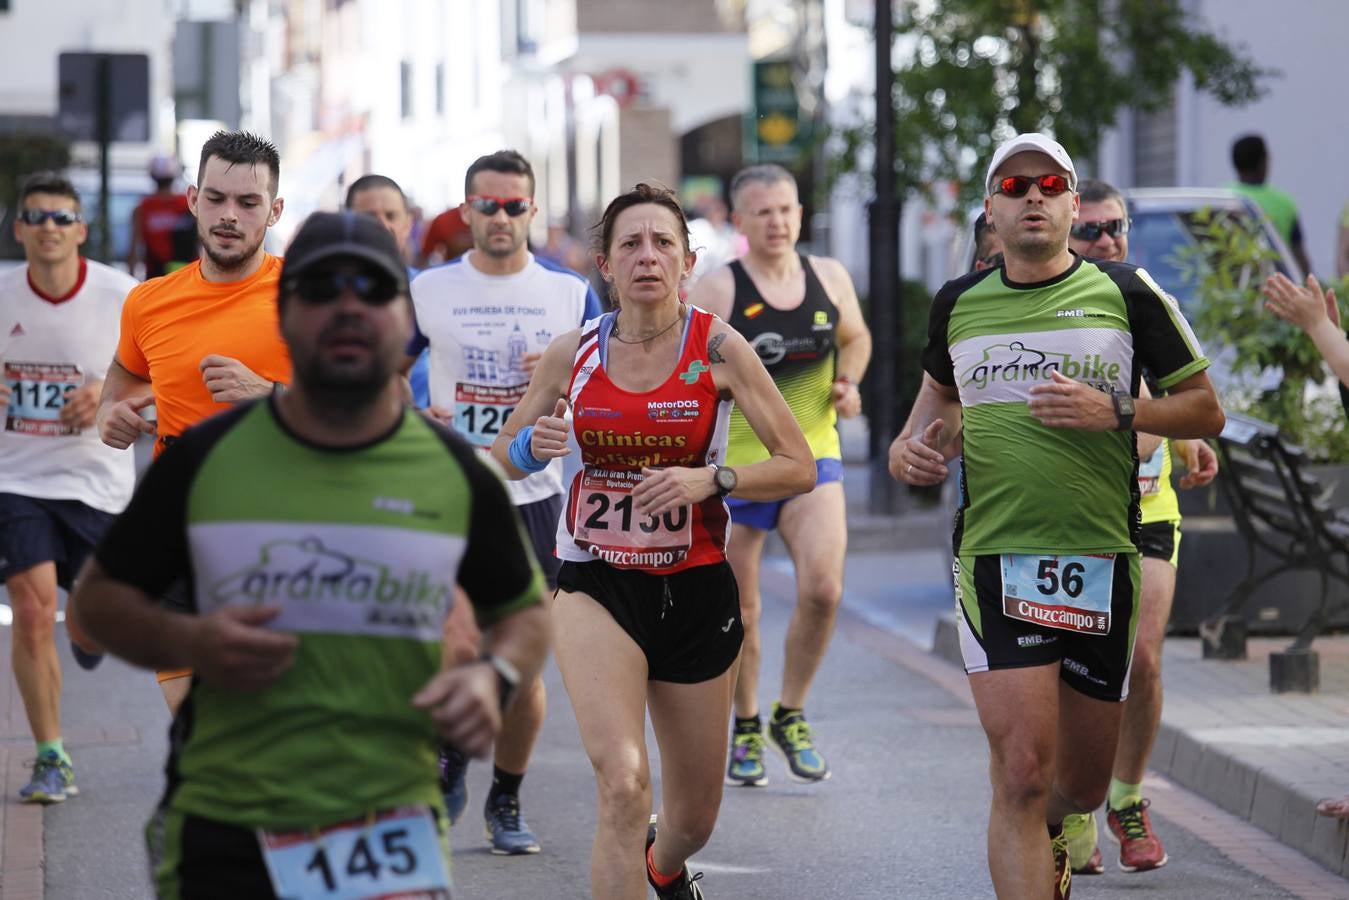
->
[3,543,1346,898]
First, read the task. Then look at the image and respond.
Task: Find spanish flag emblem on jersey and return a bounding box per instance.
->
[744,302,765,319]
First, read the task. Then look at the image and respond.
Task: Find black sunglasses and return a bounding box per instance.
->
[467,195,532,217]
[18,208,82,226]
[290,272,401,305]
[1069,218,1131,241]
[994,174,1073,198]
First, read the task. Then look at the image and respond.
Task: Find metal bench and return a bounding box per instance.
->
[1200,412,1349,690]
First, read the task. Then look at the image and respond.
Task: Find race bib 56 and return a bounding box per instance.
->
[1000,553,1115,635]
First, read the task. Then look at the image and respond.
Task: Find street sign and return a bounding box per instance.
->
[57,52,150,142]
[748,59,809,167]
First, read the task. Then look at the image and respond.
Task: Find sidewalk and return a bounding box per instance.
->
[836,418,1349,881]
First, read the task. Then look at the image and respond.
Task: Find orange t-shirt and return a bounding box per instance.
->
[117,254,292,456]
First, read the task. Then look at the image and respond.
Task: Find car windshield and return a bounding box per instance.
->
[1127,210,1202,313]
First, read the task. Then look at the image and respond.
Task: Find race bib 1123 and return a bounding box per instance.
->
[5,361,81,436]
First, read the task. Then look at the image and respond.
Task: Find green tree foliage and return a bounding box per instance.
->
[0,132,72,259]
[1180,208,1349,461]
[833,0,1272,209]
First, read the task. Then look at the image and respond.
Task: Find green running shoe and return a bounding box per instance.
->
[767,702,830,783]
[725,719,768,787]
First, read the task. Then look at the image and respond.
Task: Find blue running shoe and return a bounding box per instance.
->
[70,640,104,671]
[768,702,831,783]
[19,751,77,804]
[725,719,769,787]
[484,793,540,855]
[438,744,468,825]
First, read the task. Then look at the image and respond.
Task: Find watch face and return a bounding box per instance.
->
[716,466,736,493]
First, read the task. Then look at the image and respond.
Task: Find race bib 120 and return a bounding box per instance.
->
[258,806,451,900]
[1000,553,1115,635]
[5,361,81,436]
[453,382,526,447]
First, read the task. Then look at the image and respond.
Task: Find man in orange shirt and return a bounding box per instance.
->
[95,130,292,711]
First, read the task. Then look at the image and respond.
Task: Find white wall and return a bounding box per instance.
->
[0,0,178,165]
[1184,0,1349,278]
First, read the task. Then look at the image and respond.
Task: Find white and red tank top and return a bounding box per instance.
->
[555,306,732,574]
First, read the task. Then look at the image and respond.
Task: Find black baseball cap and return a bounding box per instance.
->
[280,211,409,294]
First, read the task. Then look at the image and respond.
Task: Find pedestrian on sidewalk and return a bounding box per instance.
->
[1058,179,1219,876]
[891,133,1224,900]
[687,163,872,788]
[69,210,550,897]
[492,182,815,899]
[1,171,138,803]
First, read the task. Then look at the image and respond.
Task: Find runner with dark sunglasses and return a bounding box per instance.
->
[891,133,1224,900]
[402,149,603,857]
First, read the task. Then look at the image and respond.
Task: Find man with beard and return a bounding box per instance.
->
[891,133,1223,899]
[95,130,292,711]
[403,149,601,855]
[69,211,549,897]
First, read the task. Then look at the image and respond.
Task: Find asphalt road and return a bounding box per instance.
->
[20,552,1313,899]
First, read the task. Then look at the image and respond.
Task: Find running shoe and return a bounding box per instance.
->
[767,703,830,783]
[438,744,468,826]
[1105,798,1168,872]
[484,793,541,855]
[725,720,768,787]
[19,751,77,804]
[1050,826,1072,900]
[646,814,705,900]
[1061,812,1103,875]
[70,639,104,671]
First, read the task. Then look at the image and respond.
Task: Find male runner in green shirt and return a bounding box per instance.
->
[891,133,1224,900]
[70,211,550,898]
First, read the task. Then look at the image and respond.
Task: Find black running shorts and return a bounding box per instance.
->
[556,560,742,684]
[954,552,1141,702]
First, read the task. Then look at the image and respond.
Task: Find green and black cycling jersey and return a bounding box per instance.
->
[922,253,1209,557]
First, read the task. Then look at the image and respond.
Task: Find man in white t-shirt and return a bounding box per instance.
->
[404,149,601,855]
[0,171,137,803]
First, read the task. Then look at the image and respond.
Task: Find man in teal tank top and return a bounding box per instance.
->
[689,164,871,790]
[891,133,1224,900]
[68,211,550,898]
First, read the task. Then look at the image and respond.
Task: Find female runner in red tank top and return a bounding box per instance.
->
[492,183,815,899]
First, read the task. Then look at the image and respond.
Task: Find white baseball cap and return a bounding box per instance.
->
[984,133,1077,196]
[149,154,178,180]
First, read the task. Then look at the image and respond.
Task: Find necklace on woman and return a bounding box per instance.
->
[612,304,684,345]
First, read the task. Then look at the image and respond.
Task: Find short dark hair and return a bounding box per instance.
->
[729,164,796,208]
[197,130,281,196]
[19,171,80,209]
[345,174,408,211]
[464,150,534,198]
[1231,134,1267,174]
[1076,178,1125,211]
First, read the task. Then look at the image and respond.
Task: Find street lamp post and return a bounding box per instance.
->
[867,0,902,513]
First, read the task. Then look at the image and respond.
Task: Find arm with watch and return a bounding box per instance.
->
[630,322,817,519]
[1027,369,1223,439]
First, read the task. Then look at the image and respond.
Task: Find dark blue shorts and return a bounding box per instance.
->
[725,457,843,531]
[0,493,116,590]
[518,493,563,590]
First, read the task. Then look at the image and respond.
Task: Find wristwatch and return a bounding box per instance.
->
[1111,389,1136,432]
[712,465,738,497]
[480,653,521,712]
